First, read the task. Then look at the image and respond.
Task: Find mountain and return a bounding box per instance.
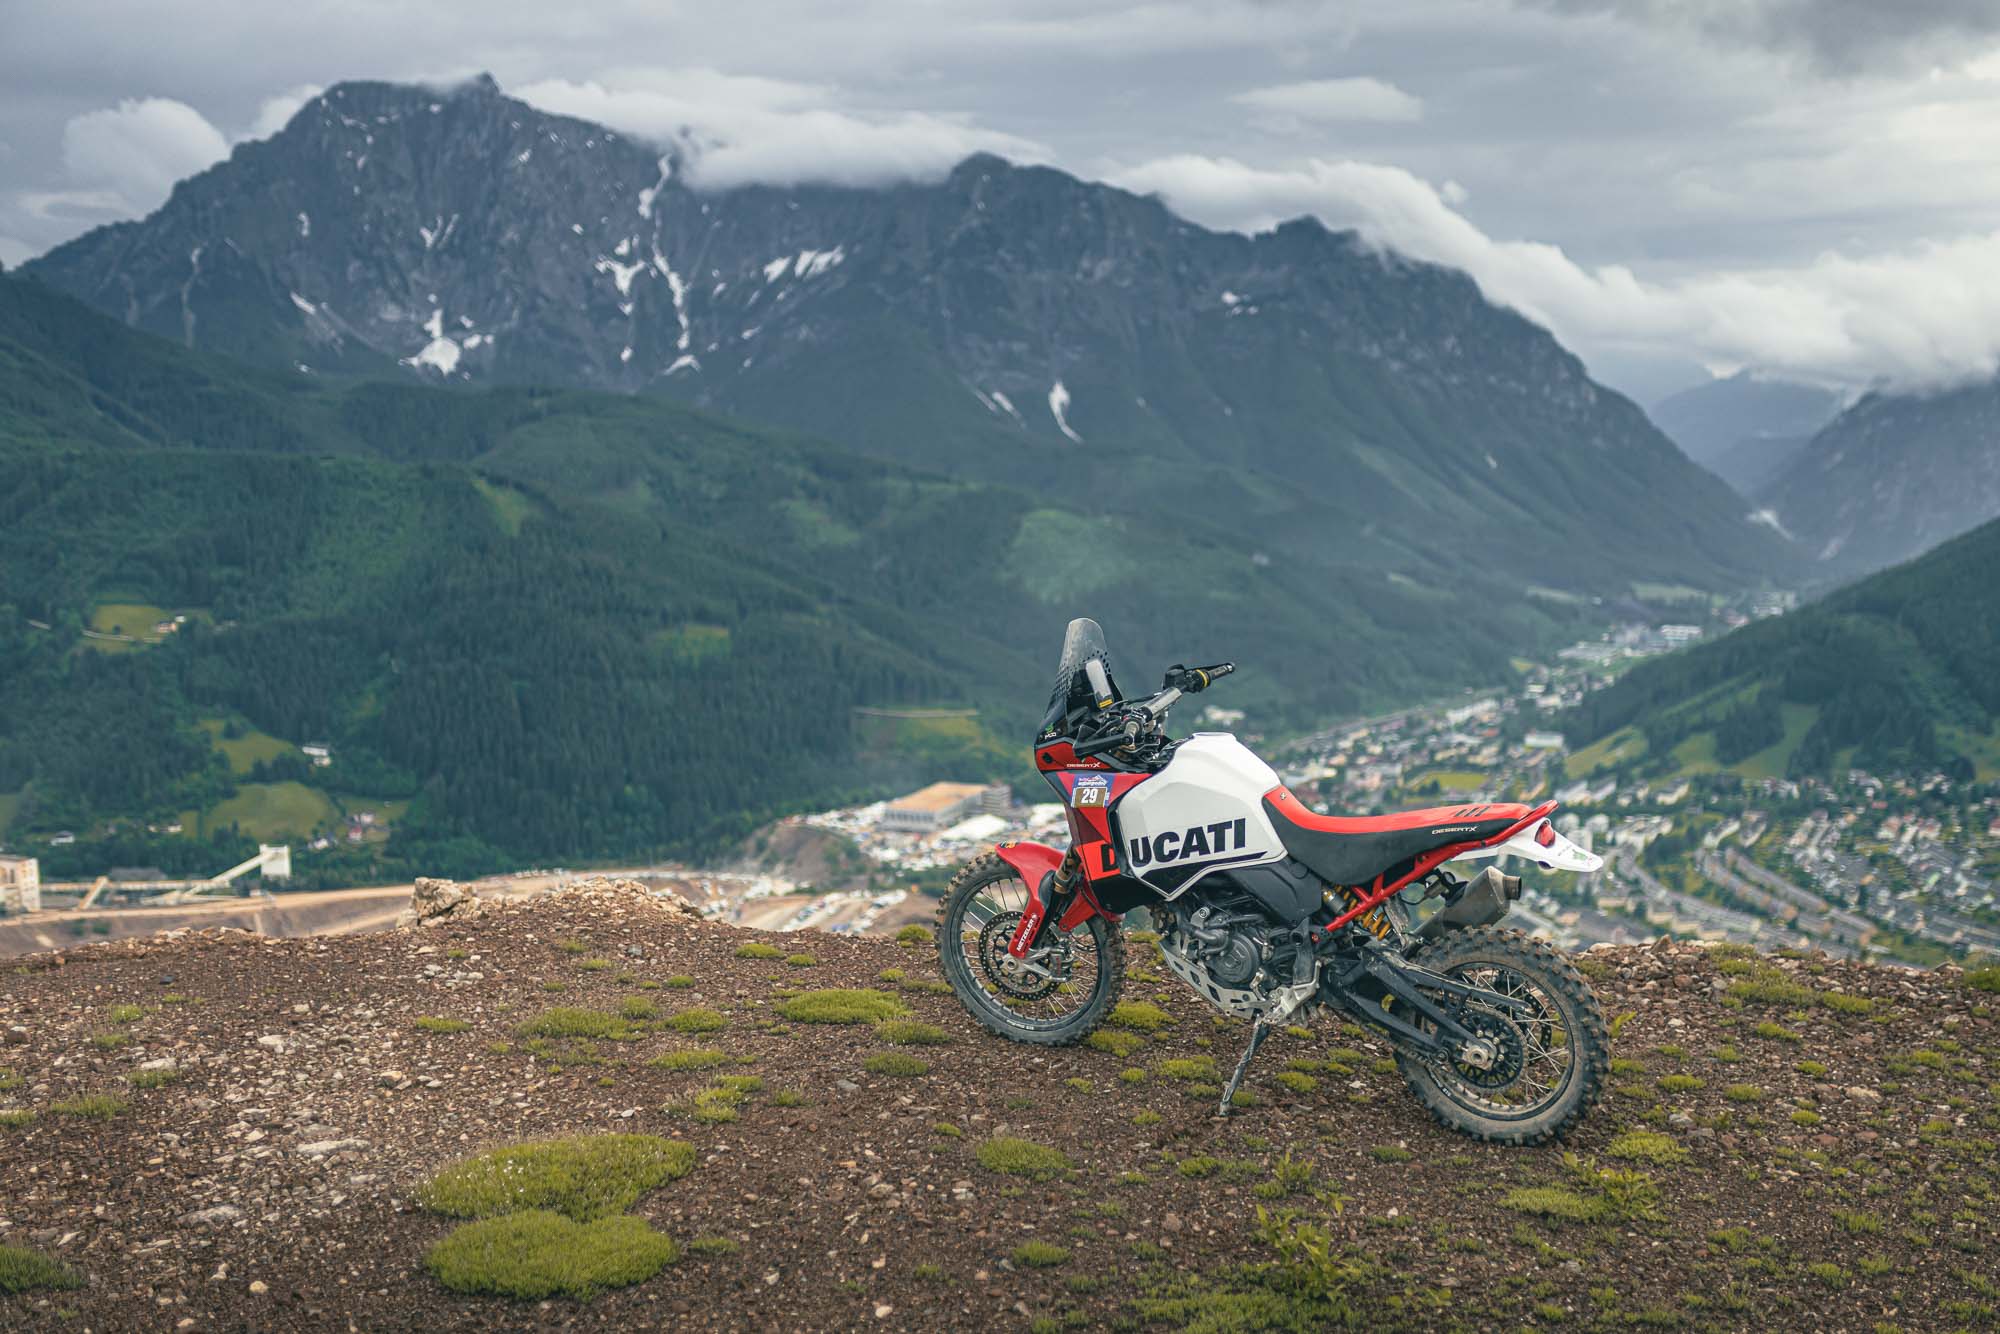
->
[1756,376,2000,574]
[1648,370,1841,496]
[1564,514,2000,783]
[4,879,1996,1329]
[0,271,1596,875]
[23,75,1795,598]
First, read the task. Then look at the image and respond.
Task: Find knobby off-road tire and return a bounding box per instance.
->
[936,852,1125,1047]
[1394,925,1609,1146]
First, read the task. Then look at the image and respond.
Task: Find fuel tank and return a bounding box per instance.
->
[1112,733,1287,898]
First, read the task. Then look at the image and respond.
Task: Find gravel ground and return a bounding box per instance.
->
[1,880,1994,1332]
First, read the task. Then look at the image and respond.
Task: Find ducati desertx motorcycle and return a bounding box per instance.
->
[937,618,1610,1144]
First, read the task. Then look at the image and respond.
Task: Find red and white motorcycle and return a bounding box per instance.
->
[938,618,1609,1144]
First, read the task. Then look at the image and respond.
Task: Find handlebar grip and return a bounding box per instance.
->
[1201,662,1235,685]
[1072,730,1126,759]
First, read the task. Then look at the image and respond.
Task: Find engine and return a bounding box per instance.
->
[1156,894,1318,1023]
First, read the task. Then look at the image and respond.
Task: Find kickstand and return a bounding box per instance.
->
[1215,1019,1270,1118]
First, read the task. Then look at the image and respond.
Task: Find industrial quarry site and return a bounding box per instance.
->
[1,878,1995,1331]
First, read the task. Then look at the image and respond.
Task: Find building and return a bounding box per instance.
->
[0,854,40,915]
[881,782,1012,833]
[1522,731,1566,751]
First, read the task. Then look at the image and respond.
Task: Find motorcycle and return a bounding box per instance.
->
[937,618,1610,1144]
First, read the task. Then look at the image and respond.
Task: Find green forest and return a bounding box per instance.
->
[1563,516,2000,784]
[0,272,1593,882]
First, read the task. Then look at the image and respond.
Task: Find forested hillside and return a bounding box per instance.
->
[1563,516,2000,783]
[0,273,1592,880]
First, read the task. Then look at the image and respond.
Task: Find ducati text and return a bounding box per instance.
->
[1128,818,1250,868]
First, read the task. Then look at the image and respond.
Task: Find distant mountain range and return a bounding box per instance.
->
[1756,378,2000,575]
[1649,371,1843,497]
[1564,514,2000,784]
[23,74,1793,598]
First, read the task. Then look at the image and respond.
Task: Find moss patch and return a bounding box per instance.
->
[426,1210,679,1301]
[975,1136,1073,1180]
[0,1244,83,1295]
[418,1134,695,1221]
[776,989,908,1025]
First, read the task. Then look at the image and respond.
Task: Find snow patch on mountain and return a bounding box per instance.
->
[637,157,671,220]
[1049,380,1081,442]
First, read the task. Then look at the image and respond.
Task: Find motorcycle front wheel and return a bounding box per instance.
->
[935,852,1125,1046]
[1393,925,1609,1146]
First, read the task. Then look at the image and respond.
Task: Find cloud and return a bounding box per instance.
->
[60,97,229,215]
[250,84,324,138]
[1231,77,1424,126]
[517,71,1049,188]
[1523,0,2000,73]
[1108,152,2000,390]
[0,234,32,268]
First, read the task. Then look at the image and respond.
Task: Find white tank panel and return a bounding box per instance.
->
[1114,733,1287,897]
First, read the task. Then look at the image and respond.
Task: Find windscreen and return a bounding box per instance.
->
[1040,617,1120,736]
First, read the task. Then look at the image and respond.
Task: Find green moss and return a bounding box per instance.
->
[1657,1074,1705,1094]
[418,1134,695,1221]
[619,997,659,1021]
[1822,992,1877,1015]
[577,958,613,972]
[1275,1070,1318,1094]
[664,975,696,989]
[783,953,816,968]
[649,1049,730,1072]
[895,925,935,945]
[416,1016,471,1034]
[1011,1241,1070,1268]
[686,1235,740,1256]
[1158,1056,1216,1082]
[776,989,907,1025]
[1085,1029,1143,1057]
[89,1032,130,1050]
[735,942,784,960]
[127,1068,180,1089]
[1108,1001,1174,1032]
[1504,1187,1604,1221]
[106,1003,146,1023]
[975,1137,1073,1180]
[668,1008,727,1034]
[0,1244,83,1295]
[1369,1145,1414,1164]
[1965,966,2000,994]
[1605,1130,1689,1165]
[1724,1084,1765,1103]
[425,1210,678,1300]
[863,1051,929,1077]
[874,1020,951,1046]
[0,1110,36,1130]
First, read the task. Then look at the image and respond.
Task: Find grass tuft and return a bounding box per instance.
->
[1108,1001,1174,1032]
[418,1134,695,1221]
[975,1137,1073,1180]
[1011,1241,1070,1268]
[517,1008,638,1041]
[895,925,935,945]
[0,1244,83,1295]
[1605,1130,1689,1165]
[863,1051,930,1077]
[776,989,907,1025]
[734,942,784,960]
[874,1020,951,1046]
[667,1009,727,1035]
[49,1094,125,1120]
[416,1016,471,1034]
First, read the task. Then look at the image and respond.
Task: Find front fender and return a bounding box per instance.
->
[991,842,1114,955]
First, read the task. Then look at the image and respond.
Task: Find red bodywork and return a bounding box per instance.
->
[994,838,1122,958]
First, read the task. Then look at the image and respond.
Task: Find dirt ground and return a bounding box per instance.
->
[0,881,1994,1331]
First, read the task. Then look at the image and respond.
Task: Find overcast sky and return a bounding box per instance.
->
[6,0,2000,401]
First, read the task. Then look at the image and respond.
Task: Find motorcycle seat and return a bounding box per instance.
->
[1260,787,1530,888]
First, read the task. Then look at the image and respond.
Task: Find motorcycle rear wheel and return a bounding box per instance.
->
[936,852,1125,1047]
[1393,925,1609,1146]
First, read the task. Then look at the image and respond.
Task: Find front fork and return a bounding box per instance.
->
[1006,848,1083,959]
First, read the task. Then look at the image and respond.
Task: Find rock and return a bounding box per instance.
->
[255,1035,287,1053]
[400,877,482,928]
[377,1070,406,1088]
[836,1079,860,1093]
[1163,1212,1184,1233]
[137,1056,178,1073]
[179,1205,244,1227]
[249,1281,269,1296]
[1846,1086,1882,1103]
[297,1138,370,1158]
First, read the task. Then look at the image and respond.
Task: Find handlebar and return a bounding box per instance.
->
[1069,659,1236,760]
[1163,662,1234,693]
